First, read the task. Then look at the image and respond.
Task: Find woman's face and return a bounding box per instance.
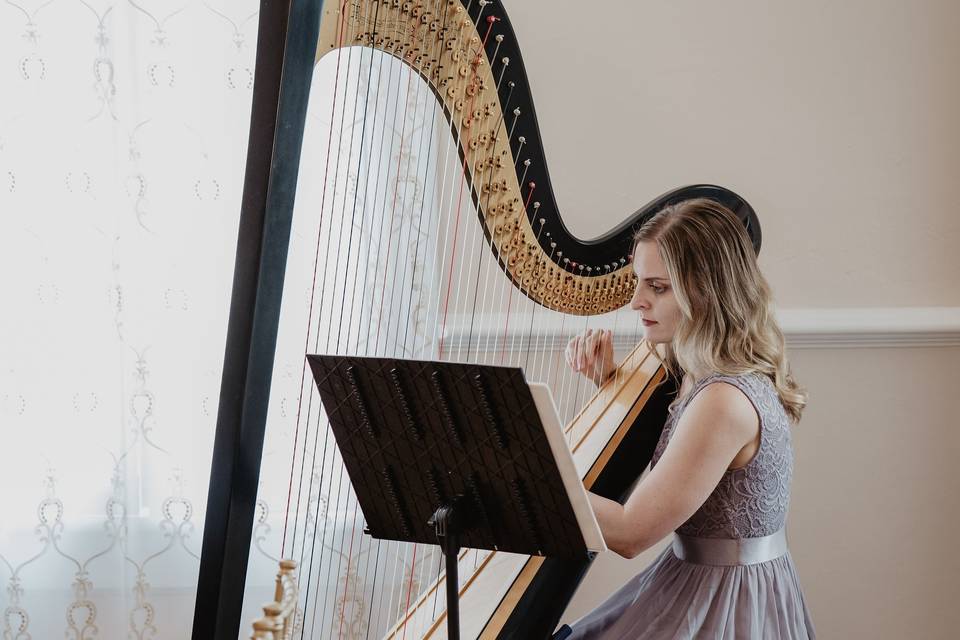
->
[630,241,683,344]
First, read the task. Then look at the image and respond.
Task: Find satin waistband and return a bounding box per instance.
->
[672,528,788,566]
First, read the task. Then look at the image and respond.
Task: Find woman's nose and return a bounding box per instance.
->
[630,288,649,310]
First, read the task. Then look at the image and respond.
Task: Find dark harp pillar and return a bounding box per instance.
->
[192,1,323,638]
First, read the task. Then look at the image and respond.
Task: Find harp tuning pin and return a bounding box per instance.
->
[523,159,531,167]
[563,257,570,264]
[513,107,521,116]
[539,218,546,224]
[496,35,504,43]
[508,81,515,88]
[502,56,510,65]
[550,242,557,248]
[528,181,536,189]
[620,257,626,263]
[487,15,499,24]
[533,201,540,209]
[587,266,593,272]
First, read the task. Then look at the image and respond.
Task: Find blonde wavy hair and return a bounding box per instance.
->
[634,198,807,422]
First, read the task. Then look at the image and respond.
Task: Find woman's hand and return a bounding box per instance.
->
[565,329,617,387]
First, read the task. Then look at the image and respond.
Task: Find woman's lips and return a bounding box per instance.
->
[642,319,657,326]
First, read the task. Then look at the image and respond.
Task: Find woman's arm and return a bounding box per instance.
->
[588,381,760,558]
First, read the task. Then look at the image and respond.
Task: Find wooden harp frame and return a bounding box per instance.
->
[192,1,761,638]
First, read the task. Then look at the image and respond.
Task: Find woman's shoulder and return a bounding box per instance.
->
[674,370,771,416]
[694,370,773,396]
[685,376,760,425]
[694,371,792,435]
[662,376,762,466]
[682,371,775,423]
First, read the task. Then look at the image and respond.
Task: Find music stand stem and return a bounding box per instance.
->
[429,500,464,640]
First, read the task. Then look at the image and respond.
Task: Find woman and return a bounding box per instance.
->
[556,198,815,639]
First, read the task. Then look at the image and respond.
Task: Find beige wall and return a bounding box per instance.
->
[789,347,960,638]
[562,346,960,639]
[489,1,960,637]
[508,0,960,308]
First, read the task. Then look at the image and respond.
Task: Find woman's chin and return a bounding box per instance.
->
[642,328,670,345]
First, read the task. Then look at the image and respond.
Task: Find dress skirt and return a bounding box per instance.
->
[559,543,816,639]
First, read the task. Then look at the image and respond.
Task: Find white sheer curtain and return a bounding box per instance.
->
[0,1,257,637]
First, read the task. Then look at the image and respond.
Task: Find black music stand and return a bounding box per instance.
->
[307,355,600,640]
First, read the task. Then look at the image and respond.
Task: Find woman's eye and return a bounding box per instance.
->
[651,285,665,294]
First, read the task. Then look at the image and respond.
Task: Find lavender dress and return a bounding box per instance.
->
[559,372,816,639]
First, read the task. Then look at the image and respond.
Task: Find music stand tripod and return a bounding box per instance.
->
[307,355,599,640]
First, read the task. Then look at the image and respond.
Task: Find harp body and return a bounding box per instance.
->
[194,1,759,638]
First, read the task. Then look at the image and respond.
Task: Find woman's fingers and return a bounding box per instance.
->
[586,330,604,370]
[590,330,604,369]
[566,329,615,376]
[599,329,613,356]
[592,331,611,376]
[588,330,599,356]
[579,329,594,372]
[565,335,579,369]
[576,332,585,369]
[584,329,597,355]
[585,336,597,370]
[574,335,586,370]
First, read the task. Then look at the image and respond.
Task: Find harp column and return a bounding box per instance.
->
[192,1,323,638]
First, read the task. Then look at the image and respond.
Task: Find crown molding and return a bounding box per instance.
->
[776,307,960,348]
[439,307,960,351]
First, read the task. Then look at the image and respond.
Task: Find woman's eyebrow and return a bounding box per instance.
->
[641,276,670,282]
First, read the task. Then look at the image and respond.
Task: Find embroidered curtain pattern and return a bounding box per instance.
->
[0,0,445,635]
[0,1,256,637]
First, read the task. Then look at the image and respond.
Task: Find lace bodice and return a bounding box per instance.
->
[650,372,794,538]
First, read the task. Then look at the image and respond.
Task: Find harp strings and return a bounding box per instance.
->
[448,0,505,370]
[300,2,362,633]
[273,1,641,637]
[349,2,429,636]
[282,0,352,563]
[392,0,489,632]
[293,2,453,637]
[302,1,375,633]
[381,3,448,635]
[331,1,392,634]
[278,10,356,637]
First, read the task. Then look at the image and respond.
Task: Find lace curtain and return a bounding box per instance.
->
[0,1,258,637]
[0,0,448,635]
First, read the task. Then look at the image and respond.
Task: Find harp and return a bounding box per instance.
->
[194,1,760,638]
